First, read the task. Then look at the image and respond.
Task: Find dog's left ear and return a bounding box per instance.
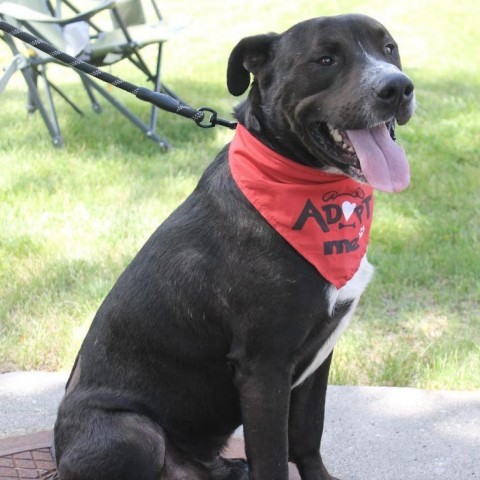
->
[227,33,278,96]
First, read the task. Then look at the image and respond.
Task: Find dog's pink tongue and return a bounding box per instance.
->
[346,124,410,192]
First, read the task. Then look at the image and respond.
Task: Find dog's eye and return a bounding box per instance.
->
[317,56,335,67]
[385,44,395,55]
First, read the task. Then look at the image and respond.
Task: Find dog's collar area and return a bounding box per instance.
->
[229,124,374,288]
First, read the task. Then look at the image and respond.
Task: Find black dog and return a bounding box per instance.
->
[54,14,415,480]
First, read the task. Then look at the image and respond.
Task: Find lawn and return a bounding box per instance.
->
[0,0,478,389]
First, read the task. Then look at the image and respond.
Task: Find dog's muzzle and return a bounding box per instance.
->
[307,66,415,193]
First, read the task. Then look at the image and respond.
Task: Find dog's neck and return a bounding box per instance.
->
[229,123,374,289]
[234,93,320,168]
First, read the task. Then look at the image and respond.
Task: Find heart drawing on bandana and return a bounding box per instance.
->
[341,201,356,221]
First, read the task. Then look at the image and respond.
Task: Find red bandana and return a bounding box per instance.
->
[229,124,374,288]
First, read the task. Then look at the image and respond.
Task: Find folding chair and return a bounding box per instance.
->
[0,0,187,148]
[0,0,114,147]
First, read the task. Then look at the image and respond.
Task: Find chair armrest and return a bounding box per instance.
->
[0,0,116,26]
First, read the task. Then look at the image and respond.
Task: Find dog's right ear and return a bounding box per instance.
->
[227,33,278,96]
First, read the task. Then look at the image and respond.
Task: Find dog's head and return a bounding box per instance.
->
[227,14,416,192]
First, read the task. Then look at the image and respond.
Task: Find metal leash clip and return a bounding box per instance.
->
[195,107,237,130]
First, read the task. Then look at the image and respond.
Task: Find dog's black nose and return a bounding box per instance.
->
[377,73,414,106]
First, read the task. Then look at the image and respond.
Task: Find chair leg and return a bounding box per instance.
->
[147,44,187,140]
[79,73,170,150]
[26,67,38,114]
[39,65,63,142]
[1,33,63,146]
[46,79,85,116]
[80,74,102,113]
[148,43,163,137]
[21,65,63,147]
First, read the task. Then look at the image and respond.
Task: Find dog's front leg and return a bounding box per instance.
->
[232,357,292,480]
[289,353,339,480]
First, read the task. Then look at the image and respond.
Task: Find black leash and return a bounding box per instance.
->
[0,20,238,130]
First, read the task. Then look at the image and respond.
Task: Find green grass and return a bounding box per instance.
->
[0,0,478,389]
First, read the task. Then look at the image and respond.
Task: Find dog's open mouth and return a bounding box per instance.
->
[314,121,410,193]
[327,125,358,157]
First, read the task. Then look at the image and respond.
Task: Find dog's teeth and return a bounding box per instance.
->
[331,129,343,143]
[342,143,355,154]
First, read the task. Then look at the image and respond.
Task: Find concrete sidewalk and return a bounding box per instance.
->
[0,371,479,479]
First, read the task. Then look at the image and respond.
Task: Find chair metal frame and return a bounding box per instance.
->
[0,0,186,148]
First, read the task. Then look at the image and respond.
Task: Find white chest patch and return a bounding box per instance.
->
[292,256,374,389]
